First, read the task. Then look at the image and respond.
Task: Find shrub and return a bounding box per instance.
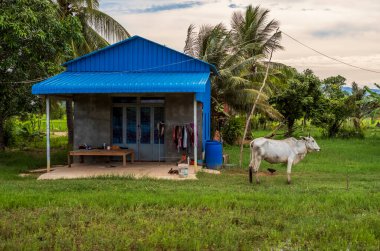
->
[51,102,65,120]
[3,118,19,147]
[3,115,44,148]
[221,116,244,145]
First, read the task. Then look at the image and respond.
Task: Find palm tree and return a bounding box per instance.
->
[230,5,282,58]
[228,5,283,111]
[184,23,282,119]
[54,0,130,56]
[184,5,284,124]
[52,0,130,147]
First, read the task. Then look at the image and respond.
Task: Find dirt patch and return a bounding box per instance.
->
[257,171,277,177]
[225,169,278,177]
[52,131,67,137]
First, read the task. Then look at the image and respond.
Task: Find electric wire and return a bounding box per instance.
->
[2,30,380,84]
[281,31,380,74]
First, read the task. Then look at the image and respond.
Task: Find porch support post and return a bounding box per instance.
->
[46,95,51,172]
[193,94,198,169]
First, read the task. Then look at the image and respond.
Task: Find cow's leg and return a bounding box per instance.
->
[286,157,293,184]
[254,155,262,184]
[248,150,255,184]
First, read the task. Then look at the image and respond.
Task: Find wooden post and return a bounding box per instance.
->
[194,95,198,169]
[46,96,51,172]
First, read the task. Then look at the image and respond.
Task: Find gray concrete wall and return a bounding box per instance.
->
[73,94,111,148]
[73,93,203,162]
[164,93,202,161]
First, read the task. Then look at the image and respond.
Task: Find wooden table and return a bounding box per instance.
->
[68,149,135,167]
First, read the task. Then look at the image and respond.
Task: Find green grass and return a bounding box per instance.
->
[0,137,379,250]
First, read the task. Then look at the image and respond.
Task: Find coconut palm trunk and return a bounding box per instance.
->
[239,28,279,168]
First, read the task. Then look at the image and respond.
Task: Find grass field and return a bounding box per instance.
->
[0,137,379,250]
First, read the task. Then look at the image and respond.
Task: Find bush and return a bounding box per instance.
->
[221,116,244,145]
[3,118,19,147]
[3,115,44,148]
[51,102,65,120]
[336,127,365,139]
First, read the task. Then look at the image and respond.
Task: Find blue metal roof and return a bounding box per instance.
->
[63,36,218,75]
[32,72,210,94]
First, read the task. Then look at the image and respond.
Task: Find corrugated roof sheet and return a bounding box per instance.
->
[62,36,218,75]
[32,72,210,94]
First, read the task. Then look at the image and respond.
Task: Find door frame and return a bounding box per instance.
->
[111,97,165,161]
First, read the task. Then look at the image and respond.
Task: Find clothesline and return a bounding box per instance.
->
[158,122,194,126]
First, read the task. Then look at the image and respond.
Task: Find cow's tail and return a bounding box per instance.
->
[249,140,254,184]
[249,166,253,183]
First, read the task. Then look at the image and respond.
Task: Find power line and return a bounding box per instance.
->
[0,35,263,84]
[4,30,380,84]
[281,31,380,74]
[0,77,48,84]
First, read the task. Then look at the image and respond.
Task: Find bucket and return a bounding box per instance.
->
[205,140,223,169]
[178,164,189,178]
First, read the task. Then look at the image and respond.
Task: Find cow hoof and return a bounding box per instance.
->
[256,180,260,184]
[287,180,291,185]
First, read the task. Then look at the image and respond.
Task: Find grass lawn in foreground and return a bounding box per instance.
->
[0,137,379,250]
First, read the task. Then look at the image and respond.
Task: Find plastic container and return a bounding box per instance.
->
[205,140,223,169]
[178,164,189,178]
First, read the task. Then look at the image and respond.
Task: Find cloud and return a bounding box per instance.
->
[311,23,380,38]
[275,54,380,86]
[228,3,245,9]
[128,1,204,13]
[99,0,380,85]
[101,1,209,14]
[312,30,345,38]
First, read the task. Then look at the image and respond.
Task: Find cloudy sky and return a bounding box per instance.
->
[100,0,380,87]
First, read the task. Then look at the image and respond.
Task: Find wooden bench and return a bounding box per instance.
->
[68,149,135,167]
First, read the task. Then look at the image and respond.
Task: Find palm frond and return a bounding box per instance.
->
[85,8,130,43]
[184,24,196,57]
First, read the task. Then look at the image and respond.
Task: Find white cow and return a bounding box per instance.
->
[249,136,321,184]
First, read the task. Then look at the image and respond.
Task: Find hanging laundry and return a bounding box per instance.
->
[173,126,178,146]
[183,126,188,149]
[160,123,165,137]
[177,126,183,152]
[189,123,195,146]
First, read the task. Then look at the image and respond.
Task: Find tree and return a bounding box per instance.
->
[53,0,130,147]
[230,5,282,58]
[312,75,352,137]
[54,0,130,57]
[366,83,380,102]
[269,69,322,136]
[0,0,83,149]
[362,84,380,121]
[183,5,284,122]
[349,82,377,130]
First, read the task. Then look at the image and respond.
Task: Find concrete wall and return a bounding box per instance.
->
[73,93,203,162]
[73,94,111,148]
[164,93,202,161]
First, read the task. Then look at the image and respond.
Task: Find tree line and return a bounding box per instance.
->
[182,5,380,142]
[0,0,129,149]
[0,1,379,149]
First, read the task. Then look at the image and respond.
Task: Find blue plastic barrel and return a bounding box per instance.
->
[205,140,223,169]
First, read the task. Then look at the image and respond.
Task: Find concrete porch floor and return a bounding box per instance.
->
[38,162,198,180]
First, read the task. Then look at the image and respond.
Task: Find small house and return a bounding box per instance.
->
[32,36,217,169]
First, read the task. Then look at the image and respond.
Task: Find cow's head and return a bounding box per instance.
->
[300,136,321,152]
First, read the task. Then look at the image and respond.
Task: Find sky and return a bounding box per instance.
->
[99,0,380,87]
